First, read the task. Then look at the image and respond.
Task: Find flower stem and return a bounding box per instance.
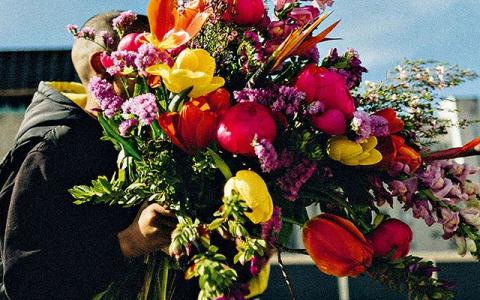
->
[282,217,304,227]
[160,256,169,300]
[277,250,297,300]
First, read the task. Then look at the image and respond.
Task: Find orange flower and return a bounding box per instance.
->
[158,89,230,154]
[374,108,404,134]
[303,214,373,277]
[377,135,422,172]
[147,0,210,50]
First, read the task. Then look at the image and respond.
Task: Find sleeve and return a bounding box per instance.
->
[2,148,127,300]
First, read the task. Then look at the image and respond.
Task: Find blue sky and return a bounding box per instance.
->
[0,0,478,97]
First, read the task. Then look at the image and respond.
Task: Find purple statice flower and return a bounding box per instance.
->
[261,207,282,246]
[112,10,137,32]
[250,256,268,276]
[244,31,266,63]
[78,27,96,40]
[135,44,173,76]
[273,86,305,115]
[440,208,460,239]
[99,31,114,49]
[323,48,367,89]
[412,199,435,226]
[66,24,79,36]
[300,46,320,64]
[278,160,317,201]
[88,76,124,118]
[235,86,304,116]
[122,93,158,125]
[352,111,389,142]
[234,88,273,105]
[119,119,139,136]
[254,139,280,173]
[106,50,138,76]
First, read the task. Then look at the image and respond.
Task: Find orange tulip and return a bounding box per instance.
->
[303,214,373,277]
[147,0,210,50]
[158,89,230,154]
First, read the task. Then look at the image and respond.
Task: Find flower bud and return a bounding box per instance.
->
[367,219,413,260]
[303,213,373,277]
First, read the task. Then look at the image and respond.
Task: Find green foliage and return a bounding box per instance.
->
[356,60,479,146]
[185,252,239,300]
[368,256,455,300]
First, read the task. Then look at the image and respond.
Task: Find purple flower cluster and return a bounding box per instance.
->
[135,44,173,76]
[88,76,124,118]
[250,256,268,276]
[322,48,368,89]
[278,160,317,201]
[234,86,305,115]
[106,50,137,76]
[119,119,139,136]
[254,139,280,173]
[214,285,249,300]
[254,140,294,173]
[99,31,114,49]
[77,27,96,40]
[261,206,282,246]
[122,93,159,125]
[112,10,137,32]
[351,111,390,142]
[66,24,78,35]
[391,160,480,239]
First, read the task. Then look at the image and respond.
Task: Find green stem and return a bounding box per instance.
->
[282,217,304,227]
[160,256,169,300]
[322,192,371,231]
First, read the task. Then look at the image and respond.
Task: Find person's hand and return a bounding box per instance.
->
[117,202,176,257]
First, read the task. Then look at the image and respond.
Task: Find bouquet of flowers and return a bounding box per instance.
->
[68,0,479,299]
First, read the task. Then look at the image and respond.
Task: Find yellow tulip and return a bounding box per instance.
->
[224,170,273,224]
[246,263,270,299]
[327,136,382,166]
[146,48,225,98]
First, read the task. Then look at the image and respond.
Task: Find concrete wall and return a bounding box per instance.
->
[0,111,24,159]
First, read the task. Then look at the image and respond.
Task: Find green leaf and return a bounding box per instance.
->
[168,86,193,112]
[207,148,232,179]
[98,115,141,160]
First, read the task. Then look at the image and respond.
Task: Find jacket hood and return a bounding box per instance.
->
[14,81,92,146]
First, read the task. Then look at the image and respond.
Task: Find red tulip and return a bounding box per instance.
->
[217,102,276,156]
[367,219,413,260]
[374,108,404,134]
[117,32,145,52]
[224,0,265,26]
[303,214,373,277]
[295,65,355,135]
[158,89,230,154]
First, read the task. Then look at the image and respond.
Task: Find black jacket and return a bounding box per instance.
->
[0,82,133,299]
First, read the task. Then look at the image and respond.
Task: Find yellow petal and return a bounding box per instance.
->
[246,263,271,299]
[189,76,226,98]
[361,136,378,152]
[224,170,273,224]
[190,49,216,74]
[174,48,198,70]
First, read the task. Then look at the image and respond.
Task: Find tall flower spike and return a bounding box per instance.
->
[147,0,210,50]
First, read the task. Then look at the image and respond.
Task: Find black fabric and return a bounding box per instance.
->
[0,82,133,299]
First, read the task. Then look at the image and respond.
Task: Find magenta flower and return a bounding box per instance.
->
[288,6,320,26]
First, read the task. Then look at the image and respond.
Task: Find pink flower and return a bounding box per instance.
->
[268,21,294,39]
[274,0,296,11]
[225,0,265,26]
[295,64,355,135]
[288,6,320,26]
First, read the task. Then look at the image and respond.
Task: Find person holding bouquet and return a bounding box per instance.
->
[0,11,196,300]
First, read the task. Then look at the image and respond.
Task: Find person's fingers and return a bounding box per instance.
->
[148,203,175,217]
